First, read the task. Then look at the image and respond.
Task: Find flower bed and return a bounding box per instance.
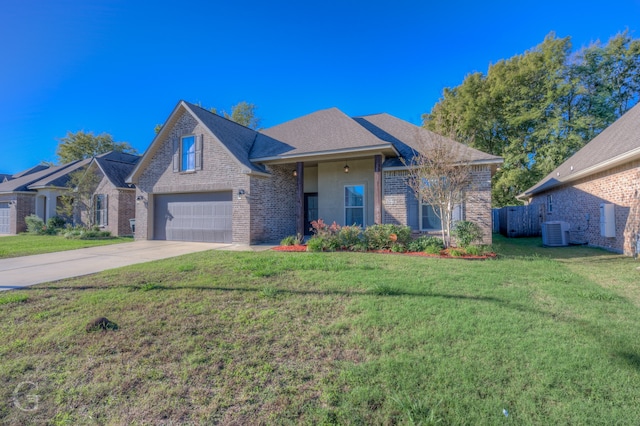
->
[272,244,497,259]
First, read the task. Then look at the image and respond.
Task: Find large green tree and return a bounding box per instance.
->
[211,101,262,130]
[424,31,640,207]
[56,131,136,164]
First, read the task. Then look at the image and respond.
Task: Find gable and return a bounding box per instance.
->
[128,101,264,184]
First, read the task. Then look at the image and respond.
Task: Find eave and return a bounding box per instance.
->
[250,144,399,165]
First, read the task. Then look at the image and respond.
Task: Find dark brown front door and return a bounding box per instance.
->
[304,193,318,235]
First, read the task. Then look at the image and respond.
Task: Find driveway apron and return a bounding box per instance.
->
[0,241,235,291]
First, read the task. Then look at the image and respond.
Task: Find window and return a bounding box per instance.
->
[95,194,107,226]
[420,202,462,231]
[547,194,553,213]
[181,135,196,171]
[345,185,365,226]
[421,204,442,230]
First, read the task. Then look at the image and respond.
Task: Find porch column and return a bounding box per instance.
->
[296,162,304,236]
[374,155,382,224]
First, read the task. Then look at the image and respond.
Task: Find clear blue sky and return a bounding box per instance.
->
[1,0,639,174]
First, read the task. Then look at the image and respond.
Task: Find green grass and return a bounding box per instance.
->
[0,234,132,259]
[1,235,640,424]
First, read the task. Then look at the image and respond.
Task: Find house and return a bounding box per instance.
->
[127,100,502,245]
[0,151,140,236]
[518,102,640,256]
[80,151,140,236]
[0,161,88,234]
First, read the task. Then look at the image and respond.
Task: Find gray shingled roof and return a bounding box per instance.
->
[93,151,140,189]
[353,113,503,167]
[252,108,393,160]
[521,102,640,197]
[27,159,90,189]
[12,164,49,178]
[0,162,78,193]
[183,102,265,173]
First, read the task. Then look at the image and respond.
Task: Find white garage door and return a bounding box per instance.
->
[154,192,232,243]
[0,202,10,234]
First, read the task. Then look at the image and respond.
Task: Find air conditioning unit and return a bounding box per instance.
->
[541,221,570,247]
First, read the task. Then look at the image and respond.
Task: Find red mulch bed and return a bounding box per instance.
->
[272,245,497,260]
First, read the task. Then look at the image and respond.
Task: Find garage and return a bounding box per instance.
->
[0,202,10,234]
[153,192,232,243]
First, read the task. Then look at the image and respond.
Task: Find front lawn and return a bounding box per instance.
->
[1,236,639,424]
[0,234,132,259]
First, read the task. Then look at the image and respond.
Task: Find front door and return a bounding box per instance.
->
[304,193,318,235]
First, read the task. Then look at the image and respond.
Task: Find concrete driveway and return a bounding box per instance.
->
[0,241,272,291]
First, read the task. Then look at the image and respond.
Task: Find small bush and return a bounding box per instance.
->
[465,245,483,256]
[25,214,45,234]
[452,221,484,248]
[407,235,444,253]
[80,230,112,240]
[280,235,298,246]
[307,236,329,252]
[47,216,67,230]
[364,224,412,250]
[449,248,465,257]
[338,225,363,248]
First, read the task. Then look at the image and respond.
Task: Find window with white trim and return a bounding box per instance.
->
[181,135,196,171]
[345,185,365,226]
[95,194,107,226]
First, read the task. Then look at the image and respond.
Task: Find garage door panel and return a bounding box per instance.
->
[154,192,232,243]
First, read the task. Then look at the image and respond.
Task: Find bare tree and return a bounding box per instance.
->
[57,168,102,228]
[404,131,473,247]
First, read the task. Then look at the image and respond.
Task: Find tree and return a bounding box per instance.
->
[57,168,102,228]
[404,132,472,247]
[56,131,136,164]
[424,31,640,207]
[209,101,262,130]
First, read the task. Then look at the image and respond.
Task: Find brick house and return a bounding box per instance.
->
[519,102,640,256]
[0,151,139,236]
[127,100,502,244]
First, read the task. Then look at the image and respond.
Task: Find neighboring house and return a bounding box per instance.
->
[519,102,640,256]
[0,151,140,236]
[127,100,502,244]
[0,161,87,234]
[80,151,140,236]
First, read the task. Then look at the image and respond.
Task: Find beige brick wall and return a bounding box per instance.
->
[135,110,253,243]
[529,159,640,255]
[382,165,493,245]
[0,193,36,234]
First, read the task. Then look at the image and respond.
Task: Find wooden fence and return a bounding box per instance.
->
[493,205,543,238]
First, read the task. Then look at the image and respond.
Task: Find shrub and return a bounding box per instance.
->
[449,248,465,257]
[407,235,444,252]
[25,215,45,234]
[280,235,297,246]
[465,245,482,256]
[47,216,67,230]
[338,225,363,249]
[81,230,112,239]
[452,221,484,247]
[424,245,443,255]
[364,224,412,250]
[306,236,329,252]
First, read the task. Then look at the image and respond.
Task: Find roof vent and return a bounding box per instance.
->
[541,221,570,247]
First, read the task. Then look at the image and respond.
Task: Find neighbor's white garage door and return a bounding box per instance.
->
[0,202,10,234]
[153,192,232,243]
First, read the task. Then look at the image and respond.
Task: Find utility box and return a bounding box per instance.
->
[600,203,615,238]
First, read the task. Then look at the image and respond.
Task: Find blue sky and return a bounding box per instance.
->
[1,0,639,174]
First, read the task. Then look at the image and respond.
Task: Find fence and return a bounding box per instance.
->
[493,204,543,238]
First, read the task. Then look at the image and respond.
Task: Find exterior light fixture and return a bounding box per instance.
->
[136,195,144,203]
[292,169,297,177]
[344,163,350,173]
[238,189,246,200]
